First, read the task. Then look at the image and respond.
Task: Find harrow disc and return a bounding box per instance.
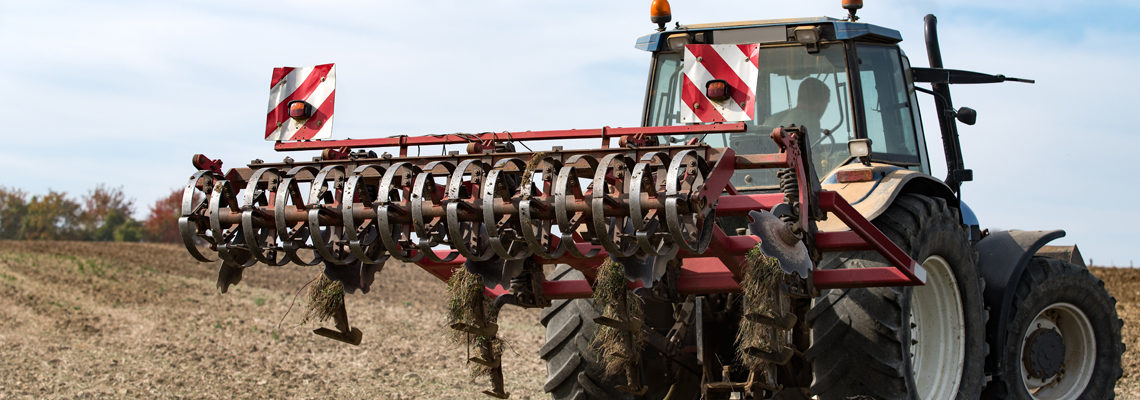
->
[554,154,601,259]
[483,158,531,261]
[307,165,356,265]
[591,153,638,258]
[446,159,494,263]
[241,167,291,266]
[412,161,459,263]
[342,164,390,264]
[629,151,676,258]
[209,179,255,268]
[519,156,564,259]
[275,166,323,266]
[376,161,421,262]
[180,170,220,262]
[665,150,714,254]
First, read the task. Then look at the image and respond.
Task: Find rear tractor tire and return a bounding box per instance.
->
[540,265,689,400]
[807,193,988,399]
[982,257,1124,400]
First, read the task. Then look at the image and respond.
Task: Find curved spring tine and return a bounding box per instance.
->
[242,167,290,266]
[377,162,423,262]
[180,170,220,262]
[591,153,638,258]
[665,150,714,254]
[629,152,677,257]
[484,157,531,261]
[555,154,601,259]
[307,165,356,266]
[343,164,390,264]
[445,159,494,262]
[412,161,459,263]
[520,156,565,259]
[276,165,323,266]
[210,180,256,268]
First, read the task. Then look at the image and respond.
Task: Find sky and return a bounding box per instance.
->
[0,1,1137,266]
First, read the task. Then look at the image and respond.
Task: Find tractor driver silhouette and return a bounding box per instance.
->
[763,77,831,141]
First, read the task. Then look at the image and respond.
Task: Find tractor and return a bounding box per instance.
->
[176,1,1124,399]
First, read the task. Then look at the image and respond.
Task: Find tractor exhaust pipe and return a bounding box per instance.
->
[924,14,971,194]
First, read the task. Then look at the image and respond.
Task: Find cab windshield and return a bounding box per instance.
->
[646,44,852,189]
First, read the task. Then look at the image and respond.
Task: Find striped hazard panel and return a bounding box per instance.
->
[265,63,336,141]
[680,44,759,123]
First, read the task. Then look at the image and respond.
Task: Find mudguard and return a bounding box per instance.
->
[974,229,1068,374]
[817,163,957,232]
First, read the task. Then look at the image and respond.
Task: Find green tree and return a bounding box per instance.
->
[21,190,81,240]
[113,217,143,242]
[79,184,136,241]
[0,186,28,239]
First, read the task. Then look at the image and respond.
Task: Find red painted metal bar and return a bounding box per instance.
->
[274,123,748,152]
[815,230,874,251]
[716,193,783,216]
[484,258,740,299]
[813,191,924,288]
[707,228,749,279]
[812,267,915,289]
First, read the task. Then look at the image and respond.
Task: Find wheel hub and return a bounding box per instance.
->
[1022,328,1065,380]
[1019,303,1097,399]
[908,255,965,399]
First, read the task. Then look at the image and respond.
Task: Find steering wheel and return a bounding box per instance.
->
[811,130,851,175]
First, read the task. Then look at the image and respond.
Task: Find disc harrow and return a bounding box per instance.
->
[180,149,723,284]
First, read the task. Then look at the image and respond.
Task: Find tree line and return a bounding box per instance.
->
[0,185,180,243]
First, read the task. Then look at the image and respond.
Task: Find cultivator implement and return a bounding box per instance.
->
[179,122,923,396]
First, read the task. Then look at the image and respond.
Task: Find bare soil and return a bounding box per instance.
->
[0,241,1135,398]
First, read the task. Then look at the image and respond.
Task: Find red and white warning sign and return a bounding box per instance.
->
[265,63,336,141]
[680,44,759,123]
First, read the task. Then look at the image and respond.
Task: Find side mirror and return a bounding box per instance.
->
[955,107,977,126]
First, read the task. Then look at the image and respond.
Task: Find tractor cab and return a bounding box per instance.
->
[637,17,930,190]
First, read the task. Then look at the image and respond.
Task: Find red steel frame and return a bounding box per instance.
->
[269,122,924,298]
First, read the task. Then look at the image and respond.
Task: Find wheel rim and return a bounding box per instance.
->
[1019,303,1096,399]
[909,255,966,399]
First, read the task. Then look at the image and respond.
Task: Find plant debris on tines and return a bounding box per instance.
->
[737,245,784,372]
[303,273,344,324]
[591,259,646,379]
[446,267,503,380]
[519,151,548,195]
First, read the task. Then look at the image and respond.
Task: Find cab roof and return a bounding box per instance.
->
[635,17,903,51]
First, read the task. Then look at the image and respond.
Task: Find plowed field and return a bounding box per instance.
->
[0,241,1135,398]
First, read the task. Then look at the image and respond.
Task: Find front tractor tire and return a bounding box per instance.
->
[807,193,988,400]
[982,257,1124,400]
